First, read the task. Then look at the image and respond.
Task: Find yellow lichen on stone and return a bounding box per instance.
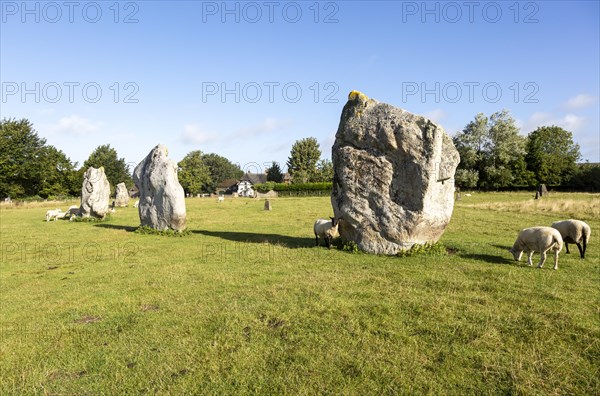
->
[348,90,369,102]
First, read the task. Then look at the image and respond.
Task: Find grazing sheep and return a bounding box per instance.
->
[45,209,62,222]
[55,211,68,220]
[509,226,563,270]
[133,199,139,208]
[314,217,339,248]
[217,195,224,203]
[551,219,591,259]
[65,205,79,217]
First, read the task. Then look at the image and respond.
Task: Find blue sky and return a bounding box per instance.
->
[1,1,599,173]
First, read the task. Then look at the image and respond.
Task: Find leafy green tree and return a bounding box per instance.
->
[83,144,132,193]
[315,159,334,182]
[568,163,600,191]
[453,113,488,172]
[202,153,243,193]
[287,137,321,183]
[178,150,211,195]
[525,126,581,185]
[0,118,77,198]
[454,169,479,188]
[266,161,284,182]
[453,110,527,188]
[38,146,80,197]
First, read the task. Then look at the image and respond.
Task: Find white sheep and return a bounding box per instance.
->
[45,209,62,222]
[55,211,68,220]
[313,217,340,248]
[217,195,224,203]
[133,199,139,208]
[551,219,591,259]
[509,226,563,270]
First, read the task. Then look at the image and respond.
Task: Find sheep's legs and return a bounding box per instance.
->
[527,252,534,266]
[553,250,559,270]
[565,242,570,254]
[325,237,331,249]
[537,251,547,268]
[576,243,584,259]
[315,235,319,246]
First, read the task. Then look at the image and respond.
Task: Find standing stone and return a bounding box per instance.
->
[115,183,129,207]
[538,184,548,197]
[133,144,186,231]
[331,91,460,255]
[264,199,272,211]
[80,166,111,218]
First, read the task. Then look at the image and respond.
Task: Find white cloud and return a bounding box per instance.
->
[563,94,597,109]
[51,115,102,135]
[180,124,219,145]
[424,109,447,123]
[521,112,585,133]
[235,117,292,137]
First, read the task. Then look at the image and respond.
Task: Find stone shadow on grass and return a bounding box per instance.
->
[192,230,314,249]
[94,224,137,232]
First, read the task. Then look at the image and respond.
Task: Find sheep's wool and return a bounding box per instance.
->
[80,166,111,219]
[331,91,460,255]
[134,144,187,231]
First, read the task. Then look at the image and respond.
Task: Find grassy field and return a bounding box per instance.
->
[1,192,598,395]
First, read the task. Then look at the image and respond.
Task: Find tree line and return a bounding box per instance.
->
[1,114,597,199]
[0,119,134,199]
[0,118,337,199]
[453,110,597,190]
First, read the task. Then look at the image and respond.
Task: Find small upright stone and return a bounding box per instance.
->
[264,199,272,211]
[331,91,460,255]
[80,166,111,218]
[115,182,129,207]
[133,144,187,231]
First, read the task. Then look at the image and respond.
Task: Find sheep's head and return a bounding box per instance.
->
[328,217,340,238]
[509,247,523,261]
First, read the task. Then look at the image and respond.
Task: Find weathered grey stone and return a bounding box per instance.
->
[264,199,272,211]
[115,182,129,207]
[331,91,460,255]
[133,144,187,231]
[80,166,110,218]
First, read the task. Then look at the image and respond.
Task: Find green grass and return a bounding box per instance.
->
[1,193,598,394]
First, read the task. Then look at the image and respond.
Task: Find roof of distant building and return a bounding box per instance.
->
[240,173,267,184]
[216,179,239,189]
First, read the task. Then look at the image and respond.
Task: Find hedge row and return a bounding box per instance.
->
[254,182,333,193]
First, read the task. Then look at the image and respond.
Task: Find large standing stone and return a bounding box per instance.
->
[80,166,111,218]
[331,91,460,255]
[115,182,129,207]
[133,144,187,231]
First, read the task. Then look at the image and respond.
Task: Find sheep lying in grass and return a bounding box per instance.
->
[45,209,62,221]
[314,217,339,248]
[509,226,563,270]
[551,219,591,259]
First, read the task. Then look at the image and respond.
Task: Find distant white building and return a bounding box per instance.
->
[237,173,267,197]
